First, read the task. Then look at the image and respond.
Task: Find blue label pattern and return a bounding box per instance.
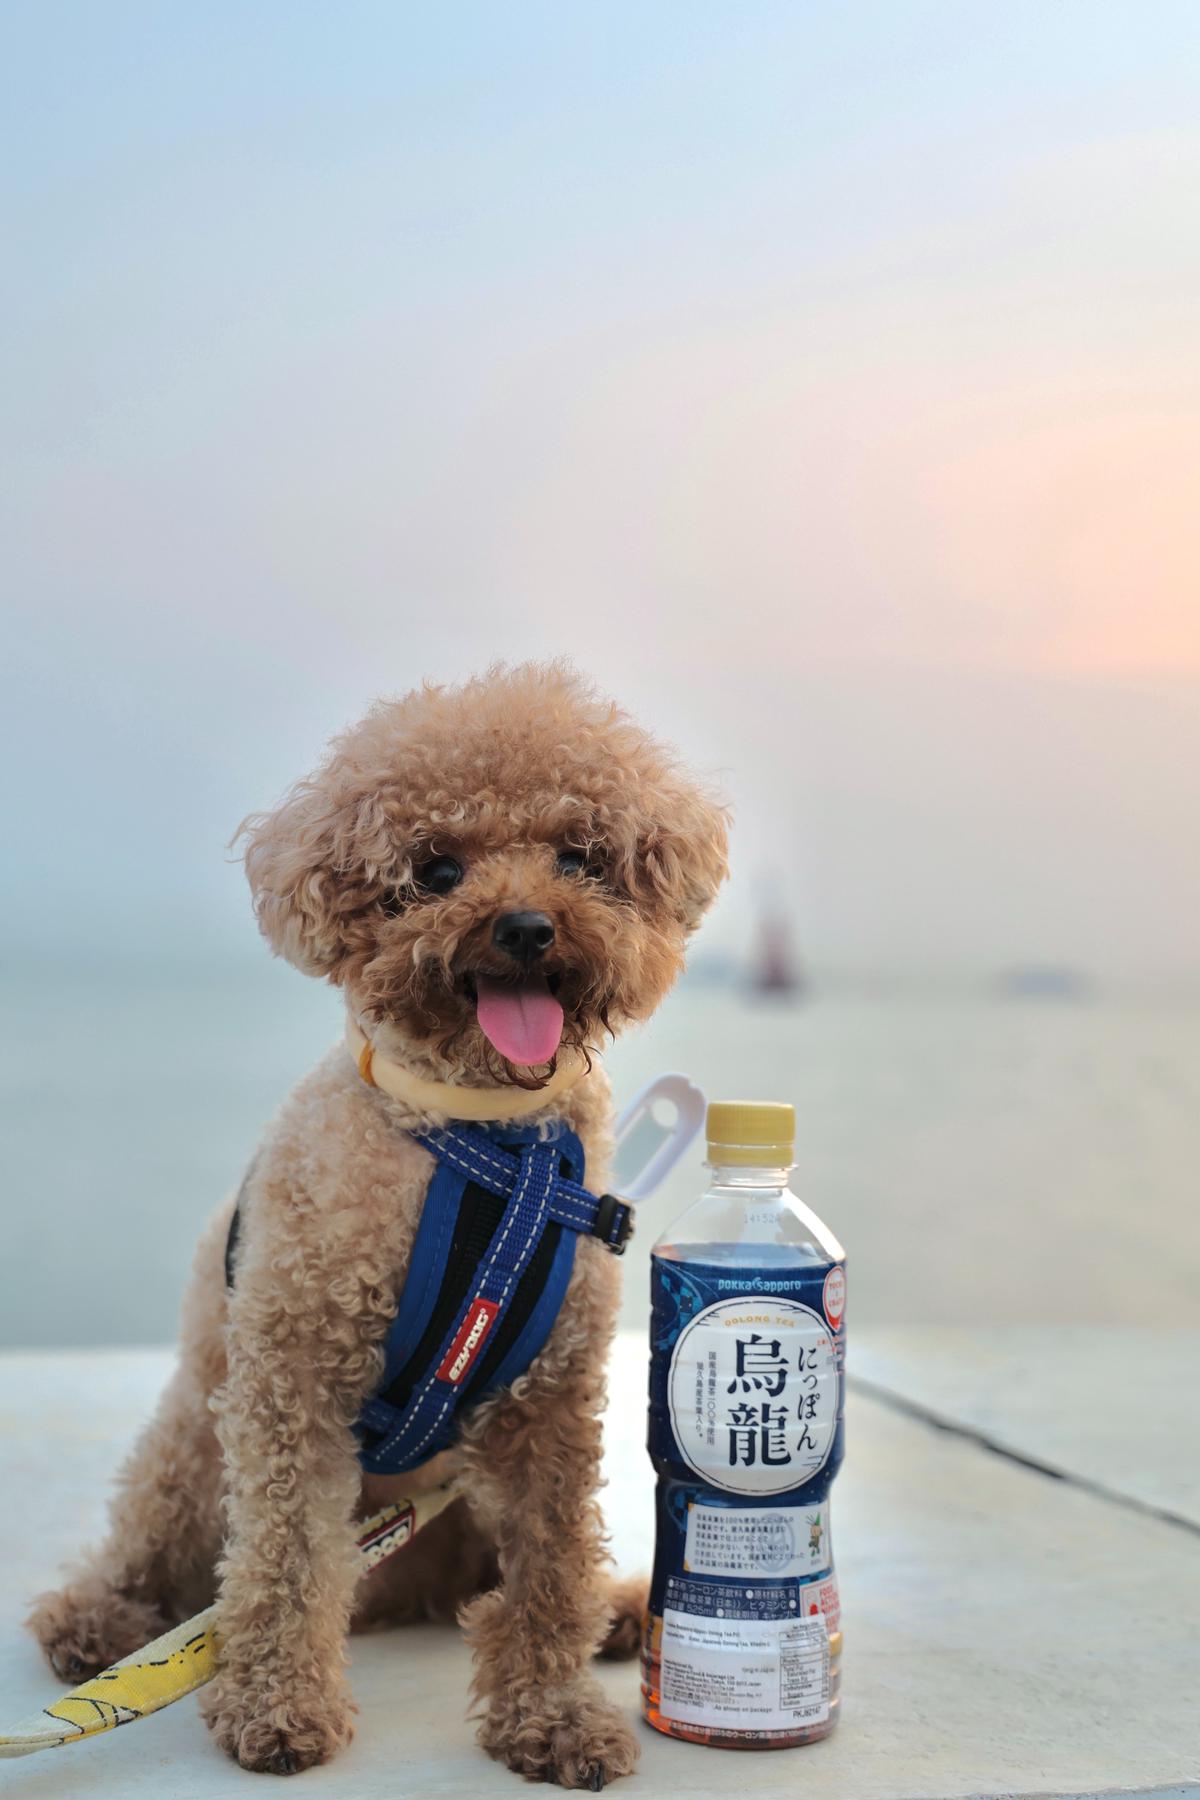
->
[648,1252,846,1628]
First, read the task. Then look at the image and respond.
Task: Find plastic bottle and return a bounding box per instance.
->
[641,1100,847,1748]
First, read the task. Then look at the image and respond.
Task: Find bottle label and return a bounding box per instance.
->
[684,1499,831,1580]
[667,1294,839,1496]
[646,1253,846,1739]
[660,1599,830,1731]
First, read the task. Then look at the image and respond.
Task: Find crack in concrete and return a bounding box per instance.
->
[848,1374,1200,1541]
[914,1788,1200,1800]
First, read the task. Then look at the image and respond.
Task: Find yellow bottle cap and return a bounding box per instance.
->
[706,1100,796,1166]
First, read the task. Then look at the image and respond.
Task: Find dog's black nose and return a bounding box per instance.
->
[493,910,555,962]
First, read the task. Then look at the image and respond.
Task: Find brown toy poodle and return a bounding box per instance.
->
[27,661,728,1786]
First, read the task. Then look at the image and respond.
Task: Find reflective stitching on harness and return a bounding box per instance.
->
[425,1133,609,1235]
[222,1122,631,1476]
[334,1120,633,1474]
[385,1141,552,1464]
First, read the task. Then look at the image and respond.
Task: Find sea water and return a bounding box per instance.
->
[4,967,1196,1350]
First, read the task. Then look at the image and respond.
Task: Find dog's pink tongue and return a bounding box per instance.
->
[474,973,565,1067]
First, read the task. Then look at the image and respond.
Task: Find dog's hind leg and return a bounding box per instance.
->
[350,1497,646,1658]
[597,1571,647,1661]
[26,1205,230,1681]
[351,1495,500,1632]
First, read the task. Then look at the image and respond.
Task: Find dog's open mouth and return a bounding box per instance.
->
[463,970,565,1068]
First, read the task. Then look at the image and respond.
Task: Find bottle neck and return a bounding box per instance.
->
[707,1161,794,1189]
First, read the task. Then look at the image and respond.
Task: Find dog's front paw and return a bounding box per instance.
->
[26,1578,167,1684]
[480,1680,639,1788]
[201,1671,355,1774]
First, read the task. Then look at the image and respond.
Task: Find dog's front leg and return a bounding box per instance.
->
[460,1255,639,1789]
[199,1233,379,1775]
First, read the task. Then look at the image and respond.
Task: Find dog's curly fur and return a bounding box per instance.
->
[27,661,728,1786]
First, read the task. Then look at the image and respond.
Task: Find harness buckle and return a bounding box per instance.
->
[592,1192,634,1255]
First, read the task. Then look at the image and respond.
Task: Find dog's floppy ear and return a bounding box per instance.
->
[618,775,730,933]
[236,775,384,979]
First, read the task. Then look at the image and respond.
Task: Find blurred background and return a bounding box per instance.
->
[3,3,1198,1346]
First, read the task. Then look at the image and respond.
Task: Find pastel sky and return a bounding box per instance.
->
[4,2,1198,978]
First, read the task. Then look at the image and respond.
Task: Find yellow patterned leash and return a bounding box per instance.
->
[0,1481,462,1759]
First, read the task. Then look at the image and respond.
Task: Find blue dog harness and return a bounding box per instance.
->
[224,1120,632,1476]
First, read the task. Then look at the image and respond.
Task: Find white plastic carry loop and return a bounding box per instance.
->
[612,1073,707,1201]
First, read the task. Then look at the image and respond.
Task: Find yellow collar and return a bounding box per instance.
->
[345,1015,589,1121]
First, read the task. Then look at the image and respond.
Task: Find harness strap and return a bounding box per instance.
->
[357,1127,631,1473]
[411,1128,633,1251]
[224,1121,633,1479]
[361,1138,561,1469]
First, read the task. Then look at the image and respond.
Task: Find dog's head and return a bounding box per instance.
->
[239,662,729,1087]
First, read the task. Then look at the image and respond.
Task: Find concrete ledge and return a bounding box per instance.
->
[1,1336,1197,1798]
[851,1328,1200,1529]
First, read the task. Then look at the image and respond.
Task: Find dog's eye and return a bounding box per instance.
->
[555,849,589,877]
[416,855,464,896]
